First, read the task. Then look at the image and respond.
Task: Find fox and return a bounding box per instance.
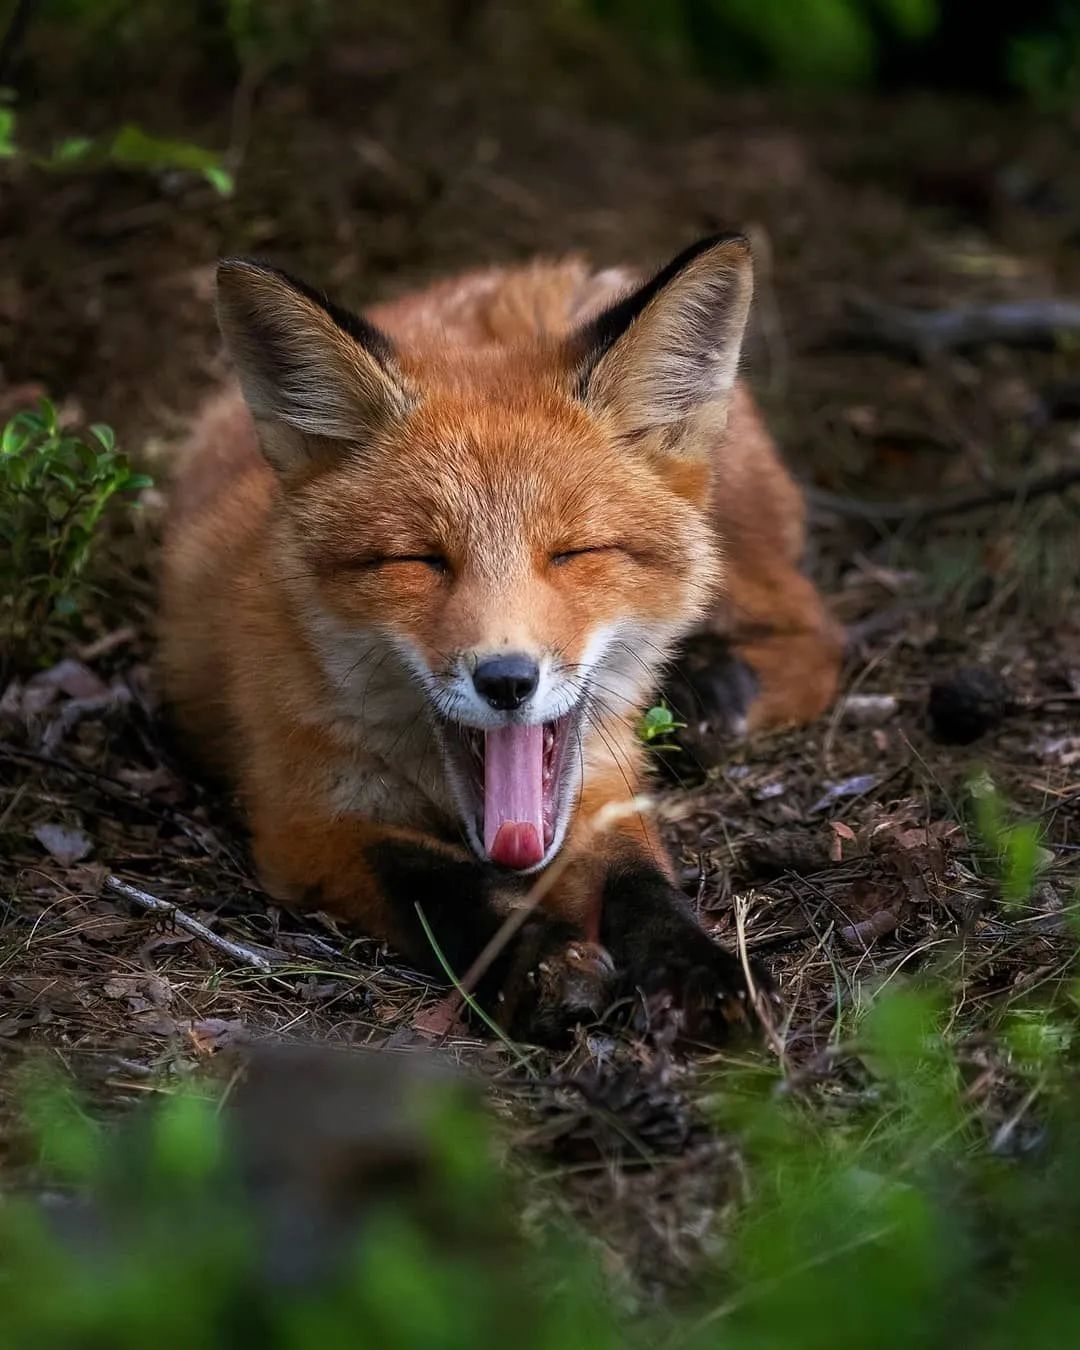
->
[160,234,842,1040]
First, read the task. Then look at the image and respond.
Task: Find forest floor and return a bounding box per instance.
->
[2,20,1079,1297]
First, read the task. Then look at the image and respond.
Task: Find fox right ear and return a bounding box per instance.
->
[571,235,753,462]
[215,260,414,474]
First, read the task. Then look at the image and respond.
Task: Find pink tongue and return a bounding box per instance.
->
[484,723,544,869]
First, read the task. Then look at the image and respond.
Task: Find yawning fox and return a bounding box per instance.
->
[160,235,841,1039]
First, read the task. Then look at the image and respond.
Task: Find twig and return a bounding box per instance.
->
[104,875,275,973]
[733,891,786,1064]
[807,465,1080,528]
[846,295,1080,357]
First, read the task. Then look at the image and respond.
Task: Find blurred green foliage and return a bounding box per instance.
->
[44,124,234,194]
[5,0,1080,106]
[4,977,1080,1348]
[563,0,1080,97]
[969,772,1052,909]
[568,0,936,86]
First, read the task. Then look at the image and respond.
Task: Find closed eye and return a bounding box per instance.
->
[551,545,622,566]
[349,554,449,574]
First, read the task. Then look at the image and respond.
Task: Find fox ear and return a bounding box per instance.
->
[571,235,753,458]
[215,259,414,474]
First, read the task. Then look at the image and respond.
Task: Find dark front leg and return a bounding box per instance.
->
[600,852,758,1042]
[366,837,613,1042]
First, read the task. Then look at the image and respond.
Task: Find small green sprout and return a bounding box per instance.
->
[637,701,685,753]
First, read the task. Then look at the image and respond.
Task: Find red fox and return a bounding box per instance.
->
[160,236,841,1040]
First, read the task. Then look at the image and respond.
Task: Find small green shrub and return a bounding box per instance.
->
[0,400,150,669]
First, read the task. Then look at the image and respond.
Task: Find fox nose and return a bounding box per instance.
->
[473,654,540,711]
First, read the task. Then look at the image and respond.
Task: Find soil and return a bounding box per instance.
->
[2,11,1079,1296]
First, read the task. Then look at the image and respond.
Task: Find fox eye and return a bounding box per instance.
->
[350,554,449,574]
[551,545,618,566]
[390,554,449,573]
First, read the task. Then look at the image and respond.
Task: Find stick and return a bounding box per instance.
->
[733,891,786,1063]
[807,465,1080,528]
[846,296,1080,357]
[104,875,275,973]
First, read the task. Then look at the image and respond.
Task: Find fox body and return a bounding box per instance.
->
[160,237,841,1038]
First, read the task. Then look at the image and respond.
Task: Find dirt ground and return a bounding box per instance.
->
[2,19,1079,1294]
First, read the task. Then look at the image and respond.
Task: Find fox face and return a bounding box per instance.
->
[216,237,753,872]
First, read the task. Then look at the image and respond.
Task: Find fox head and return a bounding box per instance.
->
[216,236,753,871]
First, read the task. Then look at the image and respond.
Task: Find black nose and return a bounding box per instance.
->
[473,654,540,711]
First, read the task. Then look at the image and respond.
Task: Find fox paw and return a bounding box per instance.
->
[506,935,615,1044]
[629,923,769,1045]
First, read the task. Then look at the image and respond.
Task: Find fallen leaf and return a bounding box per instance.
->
[33,822,93,867]
[839,909,900,948]
[188,1018,247,1055]
[413,1000,467,1040]
[808,774,880,815]
[28,658,110,703]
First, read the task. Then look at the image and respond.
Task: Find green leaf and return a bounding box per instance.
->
[203,164,235,196]
[0,105,17,158]
[1,420,30,456]
[51,135,95,164]
[106,123,233,194]
[89,423,116,453]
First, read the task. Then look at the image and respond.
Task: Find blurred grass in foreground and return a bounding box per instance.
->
[3,971,1080,1349]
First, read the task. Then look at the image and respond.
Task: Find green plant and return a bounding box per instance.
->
[6,982,1080,1349]
[969,772,1051,908]
[1,399,150,668]
[0,1063,618,1350]
[45,123,234,194]
[0,90,16,159]
[5,972,1080,1349]
[637,700,685,753]
[0,103,234,195]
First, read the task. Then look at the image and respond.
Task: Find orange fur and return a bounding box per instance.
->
[160,238,840,1029]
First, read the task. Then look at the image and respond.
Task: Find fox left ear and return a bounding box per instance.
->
[571,234,753,459]
[215,259,415,475]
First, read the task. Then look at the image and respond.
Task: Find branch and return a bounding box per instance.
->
[808,465,1080,528]
[104,875,276,973]
[845,296,1080,358]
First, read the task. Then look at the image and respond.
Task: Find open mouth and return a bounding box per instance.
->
[446,713,577,871]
